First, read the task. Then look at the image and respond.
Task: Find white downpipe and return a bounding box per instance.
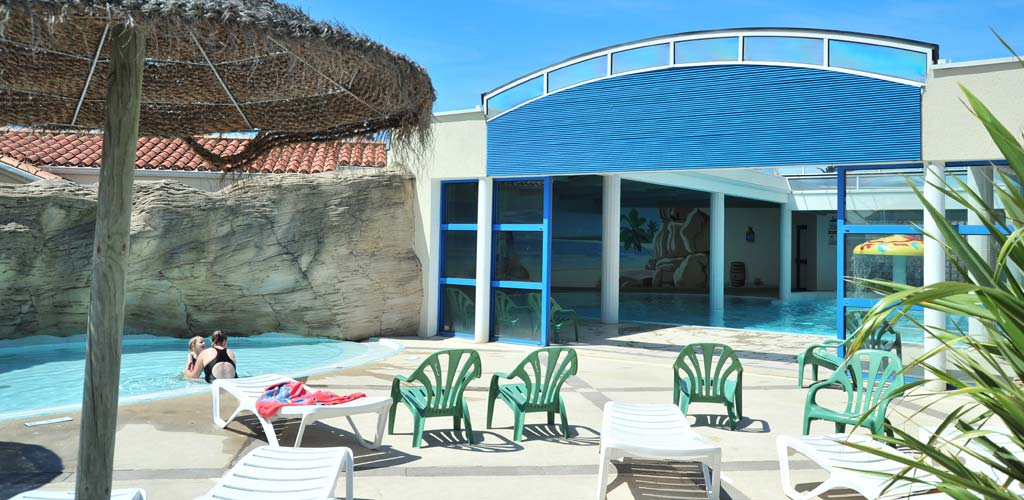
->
[924,163,947,391]
[779,202,793,301]
[602,175,621,324]
[710,192,726,313]
[474,178,493,343]
[967,166,994,341]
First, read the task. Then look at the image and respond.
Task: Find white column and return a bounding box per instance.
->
[424,180,442,337]
[601,175,621,324]
[474,178,493,343]
[710,192,725,313]
[967,166,994,341]
[779,202,793,301]
[923,162,947,390]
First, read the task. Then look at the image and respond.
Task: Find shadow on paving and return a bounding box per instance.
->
[607,458,736,500]
[0,442,63,498]
[688,414,771,434]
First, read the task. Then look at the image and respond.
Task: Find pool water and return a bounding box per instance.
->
[0,332,400,421]
[553,291,942,343]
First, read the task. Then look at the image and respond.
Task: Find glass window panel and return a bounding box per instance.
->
[440,284,475,334]
[843,233,923,298]
[494,180,544,224]
[493,231,543,282]
[744,36,824,65]
[612,44,669,74]
[787,177,838,191]
[674,37,739,64]
[548,56,607,92]
[486,76,544,117]
[442,231,477,279]
[845,170,924,225]
[443,182,478,224]
[492,288,542,342]
[829,40,927,82]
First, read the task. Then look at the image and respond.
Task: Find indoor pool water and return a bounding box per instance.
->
[0,332,400,421]
[553,291,940,343]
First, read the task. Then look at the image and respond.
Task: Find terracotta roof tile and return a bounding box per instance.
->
[0,130,387,174]
[0,155,64,180]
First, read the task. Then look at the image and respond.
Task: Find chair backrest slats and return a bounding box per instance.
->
[409,349,482,413]
[674,343,741,399]
[511,347,578,408]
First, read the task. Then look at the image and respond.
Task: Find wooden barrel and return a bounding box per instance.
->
[729,262,746,287]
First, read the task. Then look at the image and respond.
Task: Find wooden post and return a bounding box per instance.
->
[75,25,144,500]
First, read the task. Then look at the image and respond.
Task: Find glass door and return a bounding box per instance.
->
[491,178,552,345]
[438,180,479,338]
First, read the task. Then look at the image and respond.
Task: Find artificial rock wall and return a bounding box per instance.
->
[0,172,421,340]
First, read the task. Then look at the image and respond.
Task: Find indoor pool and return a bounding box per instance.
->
[553,291,944,343]
[0,332,401,421]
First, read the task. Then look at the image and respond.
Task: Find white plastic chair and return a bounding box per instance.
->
[196,445,353,500]
[597,401,722,500]
[212,374,392,448]
[10,489,145,500]
[777,434,947,499]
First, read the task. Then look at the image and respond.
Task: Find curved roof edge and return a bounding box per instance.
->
[481,27,940,102]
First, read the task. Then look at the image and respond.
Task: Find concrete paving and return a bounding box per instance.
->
[0,321,956,500]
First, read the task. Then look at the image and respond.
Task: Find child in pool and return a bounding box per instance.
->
[184,336,205,378]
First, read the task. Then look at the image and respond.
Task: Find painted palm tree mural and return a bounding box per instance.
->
[620,208,656,252]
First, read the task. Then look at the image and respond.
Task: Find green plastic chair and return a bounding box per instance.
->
[527,293,580,343]
[486,347,578,441]
[796,310,903,387]
[803,349,904,436]
[673,343,744,430]
[445,287,475,333]
[389,348,482,448]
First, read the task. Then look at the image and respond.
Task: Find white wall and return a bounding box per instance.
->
[723,206,780,288]
[394,109,488,336]
[924,58,1024,161]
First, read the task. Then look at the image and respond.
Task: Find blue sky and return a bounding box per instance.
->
[287,1,1023,112]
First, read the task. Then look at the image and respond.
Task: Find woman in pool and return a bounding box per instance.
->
[183,336,205,377]
[186,330,237,383]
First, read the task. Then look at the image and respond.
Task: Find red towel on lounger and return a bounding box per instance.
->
[255,381,366,418]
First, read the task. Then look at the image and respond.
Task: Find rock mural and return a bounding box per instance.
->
[647,207,710,290]
[0,172,421,340]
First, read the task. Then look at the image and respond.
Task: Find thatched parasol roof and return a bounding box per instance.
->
[0,0,435,165]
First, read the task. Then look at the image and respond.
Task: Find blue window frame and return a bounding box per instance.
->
[490,177,552,346]
[438,180,479,339]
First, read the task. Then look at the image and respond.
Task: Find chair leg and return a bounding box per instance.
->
[707,453,721,500]
[257,415,280,447]
[796,359,805,388]
[559,401,571,439]
[596,447,611,500]
[726,403,738,431]
[486,386,497,429]
[294,413,315,447]
[454,414,461,432]
[412,415,425,448]
[834,422,846,433]
[462,399,475,444]
[512,410,525,442]
[573,322,579,342]
[811,364,819,382]
[340,447,354,500]
[547,411,555,426]
[802,416,812,436]
[388,400,398,435]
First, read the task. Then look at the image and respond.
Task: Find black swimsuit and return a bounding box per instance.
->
[204,347,236,383]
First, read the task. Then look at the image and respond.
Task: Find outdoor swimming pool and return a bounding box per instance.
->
[552,291,942,343]
[0,332,401,421]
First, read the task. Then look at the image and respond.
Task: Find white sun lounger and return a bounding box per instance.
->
[212,374,392,448]
[597,401,722,500]
[777,434,947,500]
[196,445,353,500]
[11,489,145,500]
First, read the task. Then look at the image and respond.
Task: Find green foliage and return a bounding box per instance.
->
[849,55,1024,498]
